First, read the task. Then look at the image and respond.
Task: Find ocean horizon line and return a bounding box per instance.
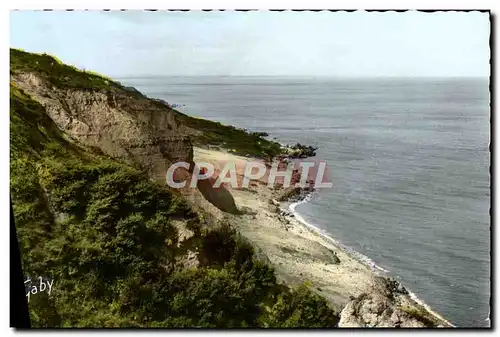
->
[112,74,489,80]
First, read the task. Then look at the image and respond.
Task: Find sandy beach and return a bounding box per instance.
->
[186,147,454,328]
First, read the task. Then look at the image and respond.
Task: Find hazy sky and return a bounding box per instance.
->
[10,10,490,77]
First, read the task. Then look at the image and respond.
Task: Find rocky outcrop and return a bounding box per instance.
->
[250,131,269,137]
[282,143,318,159]
[151,97,171,107]
[338,276,451,328]
[11,72,195,182]
[123,85,142,95]
[272,159,315,202]
[275,186,302,202]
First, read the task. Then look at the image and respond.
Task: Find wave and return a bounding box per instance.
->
[287,193,456,327]
[288,193,390,274]
[407,290,456,327]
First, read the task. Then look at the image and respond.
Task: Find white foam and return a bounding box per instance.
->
[408,290,456,327]
[288,193,390,275]
[286,192,455,327]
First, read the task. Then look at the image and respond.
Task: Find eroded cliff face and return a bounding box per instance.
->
[11,72,196,182]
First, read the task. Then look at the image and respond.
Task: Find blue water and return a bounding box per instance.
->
[117,76,491,327]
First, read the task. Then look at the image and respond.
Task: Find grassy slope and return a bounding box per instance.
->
[10,51,339,327]
[175,111,283,159]
[10,48,284,159]
[10,48,123,91]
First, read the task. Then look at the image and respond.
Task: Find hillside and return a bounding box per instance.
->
[10,49,340,327]
[10,49,283,163]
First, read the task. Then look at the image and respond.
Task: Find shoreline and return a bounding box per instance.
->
[191,146,455,327]
[284,188,456,327]
[287,193,390,275]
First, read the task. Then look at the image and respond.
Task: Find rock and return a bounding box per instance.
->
[282,142,318,159]
[275,186,302,202]
[151,97,170,106]
[396,283,408,295]
[379,277,409,296]
[390,311,401,324]
[339,293,393,327]
[251,131,269,137]
[338,301,364,327]
[123,86,142,95]
[330,253,341,265]
[338,282,441,328]
[279,209,293,217]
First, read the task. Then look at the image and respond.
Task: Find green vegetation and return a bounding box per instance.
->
[10,83,338,327]
[262,284,340,328]
[174,111,284,159]
[400,305,437,327]
[10,48,128,92]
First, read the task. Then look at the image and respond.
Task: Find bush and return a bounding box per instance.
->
[261,284,340,328]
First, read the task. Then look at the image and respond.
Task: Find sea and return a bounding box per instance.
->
[117,76,491,328]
